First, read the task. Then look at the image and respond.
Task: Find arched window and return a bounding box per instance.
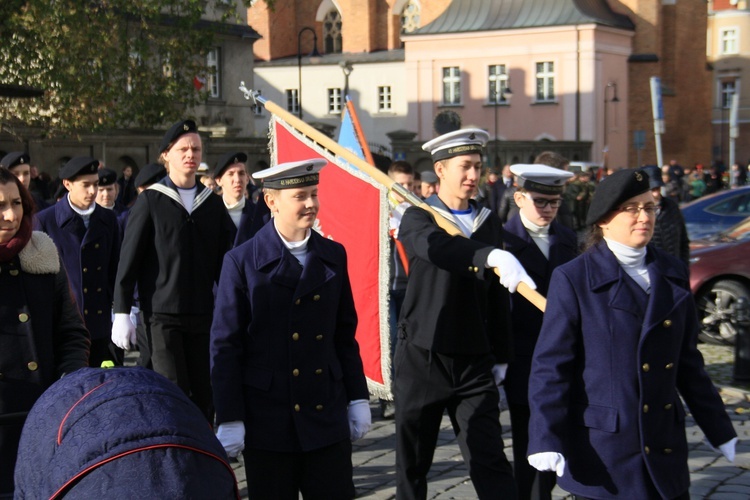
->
[323,8,342,54]
[401,1,420,34]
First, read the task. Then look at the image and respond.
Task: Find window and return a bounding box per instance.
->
[401,1,421,34]
[323,9,342,53]
[286,89,299,114]
[721,28,739,55]
[488,64,509,104]
[328,88,342,114]
[536,61,555,102]
[442,67,461,105]
[721,79,737,109]
[207,48,221,98]
[378,86,392,112]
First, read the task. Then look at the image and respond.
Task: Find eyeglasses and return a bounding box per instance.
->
[524,193,562,209]
[618,204,661,217]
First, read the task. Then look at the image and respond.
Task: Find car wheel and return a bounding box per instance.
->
[696,279,750,346]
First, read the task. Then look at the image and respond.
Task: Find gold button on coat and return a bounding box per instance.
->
[83,267,88,273]
[315,369,323,375]
[18,313,29,323]
[294,404,300,412]
[643,405,649,413]
[316,335,323,341]
[27,361,38,371]
[663,319,672,328]
[642,363,650,372]
[316,405,323,411]
[295,299,301,305]
[644,446,650,454]
[664,403,673,410]
[9,269,19,276]
[292,333,299,341]
[313,294,321,301]
[94,243,100,249]
[664,448,673,454]
[292,369,299,377]
[665,363,674,370]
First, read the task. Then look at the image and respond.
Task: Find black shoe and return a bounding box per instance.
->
[380,399,395,420]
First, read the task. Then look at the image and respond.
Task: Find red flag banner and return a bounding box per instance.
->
[270,116,392,398]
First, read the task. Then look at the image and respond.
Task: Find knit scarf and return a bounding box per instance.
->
[0,214,32,263]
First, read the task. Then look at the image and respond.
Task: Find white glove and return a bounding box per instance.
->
[528,452,566,477]
[491,364,508,386]
[486,249,537,293]
[348,399,372,441]
[707,437,738,463]
[216,421,245,458]
[111,313,137,351]
[129,305,140,327]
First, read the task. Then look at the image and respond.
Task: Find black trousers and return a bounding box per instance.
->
[148,312,213,421]
[394,340,518,500]
[243,440,354,499]
[509,403,556,500]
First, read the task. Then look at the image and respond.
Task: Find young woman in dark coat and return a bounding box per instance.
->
[0,167,90,497]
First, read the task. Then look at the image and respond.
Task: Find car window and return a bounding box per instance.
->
[738,194,750,214]
[707,193,748,215]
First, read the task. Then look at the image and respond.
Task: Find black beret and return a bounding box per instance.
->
[98,168,117,186]
[213,151,248,179]
[135,163,166,188]
[585,168,651,226]
[159,119,198,153]
[60,156,99,180]
[0,151,30,169]
[638,165,664,189]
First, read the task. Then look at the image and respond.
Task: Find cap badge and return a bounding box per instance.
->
[183,124,189,131]
[306,164,313,171]
[635,172,643,182]
[233,157,238,163]
[469,133,476,140]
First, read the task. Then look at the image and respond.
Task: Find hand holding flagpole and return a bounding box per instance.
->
[239,83,546,312]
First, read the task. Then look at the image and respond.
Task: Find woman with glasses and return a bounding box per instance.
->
[526,168,736,499]
[502,164,578,500]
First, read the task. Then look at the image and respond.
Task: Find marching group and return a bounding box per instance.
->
[0,119,739,499]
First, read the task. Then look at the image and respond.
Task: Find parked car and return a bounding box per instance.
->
[689,216,750,345]
[681,185,750,240]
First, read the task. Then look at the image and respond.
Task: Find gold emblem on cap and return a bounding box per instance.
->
[234,157,239,163]
[306,164,313,171]
[635,172,643,181]
[183,124,189,131]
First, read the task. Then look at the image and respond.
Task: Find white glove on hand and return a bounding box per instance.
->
[486,249,537,293]
[111,313,137,351]
[528,452,566,477]
[491,364,508,386]
[129,305,140,327]
[216,421,245,458]
[707,437,738,463]
[348,399,372,441]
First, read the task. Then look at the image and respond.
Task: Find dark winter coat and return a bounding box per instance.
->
[651,196,690,265]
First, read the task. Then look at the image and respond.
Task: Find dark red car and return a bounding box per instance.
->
[689,216,750,345]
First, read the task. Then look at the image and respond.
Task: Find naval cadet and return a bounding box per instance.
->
[527,168,737,499]
[112,119,234,421]
[1,151,49,212]
[35,156,122,367]
[211,158,370,499]
[95,167,128,217]
[501,164,577,500]
[213,151,268,247]
[394,128,535,500]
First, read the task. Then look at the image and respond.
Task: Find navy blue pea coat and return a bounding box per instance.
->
[229,196,270,248]
[528,242,736,499]
[210,220,369,453]
[502,214,578,405]
[35,197,121,339]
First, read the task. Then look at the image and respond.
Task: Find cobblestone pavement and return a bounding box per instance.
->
[228,343,750,499]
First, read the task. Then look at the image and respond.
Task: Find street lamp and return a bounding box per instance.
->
[603,81,620,165]
[493,81,513,168]
[297,26,321,119]
[339,60,353,99]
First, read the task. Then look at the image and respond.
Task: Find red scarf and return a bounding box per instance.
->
[0,215,32,263]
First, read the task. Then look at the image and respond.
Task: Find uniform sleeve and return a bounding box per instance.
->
[113,195,153,313]
[210,251,250,425]
[107,211,121,301]
[527,267,581,456]
[675,292,737,447]
[333,247,369,401]
[53,258,91,375]
[399,206,495,279]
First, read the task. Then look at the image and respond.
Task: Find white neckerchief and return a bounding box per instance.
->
[274,220,311,267]
[68,195,96,229]
[604,237,651,293]
[449,206,476,237]
[224,196,246,229]
[177,186,197,214]
[520,212,551,259]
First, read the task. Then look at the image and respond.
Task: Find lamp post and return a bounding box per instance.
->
[493,81,512,168]
[339,61,353,99]
[297,26,321,120]
[603,81,619,166]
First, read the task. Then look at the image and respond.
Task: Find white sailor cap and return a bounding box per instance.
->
[422,128,490,162]
[511,164,573,195]
[252,158,327,189]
